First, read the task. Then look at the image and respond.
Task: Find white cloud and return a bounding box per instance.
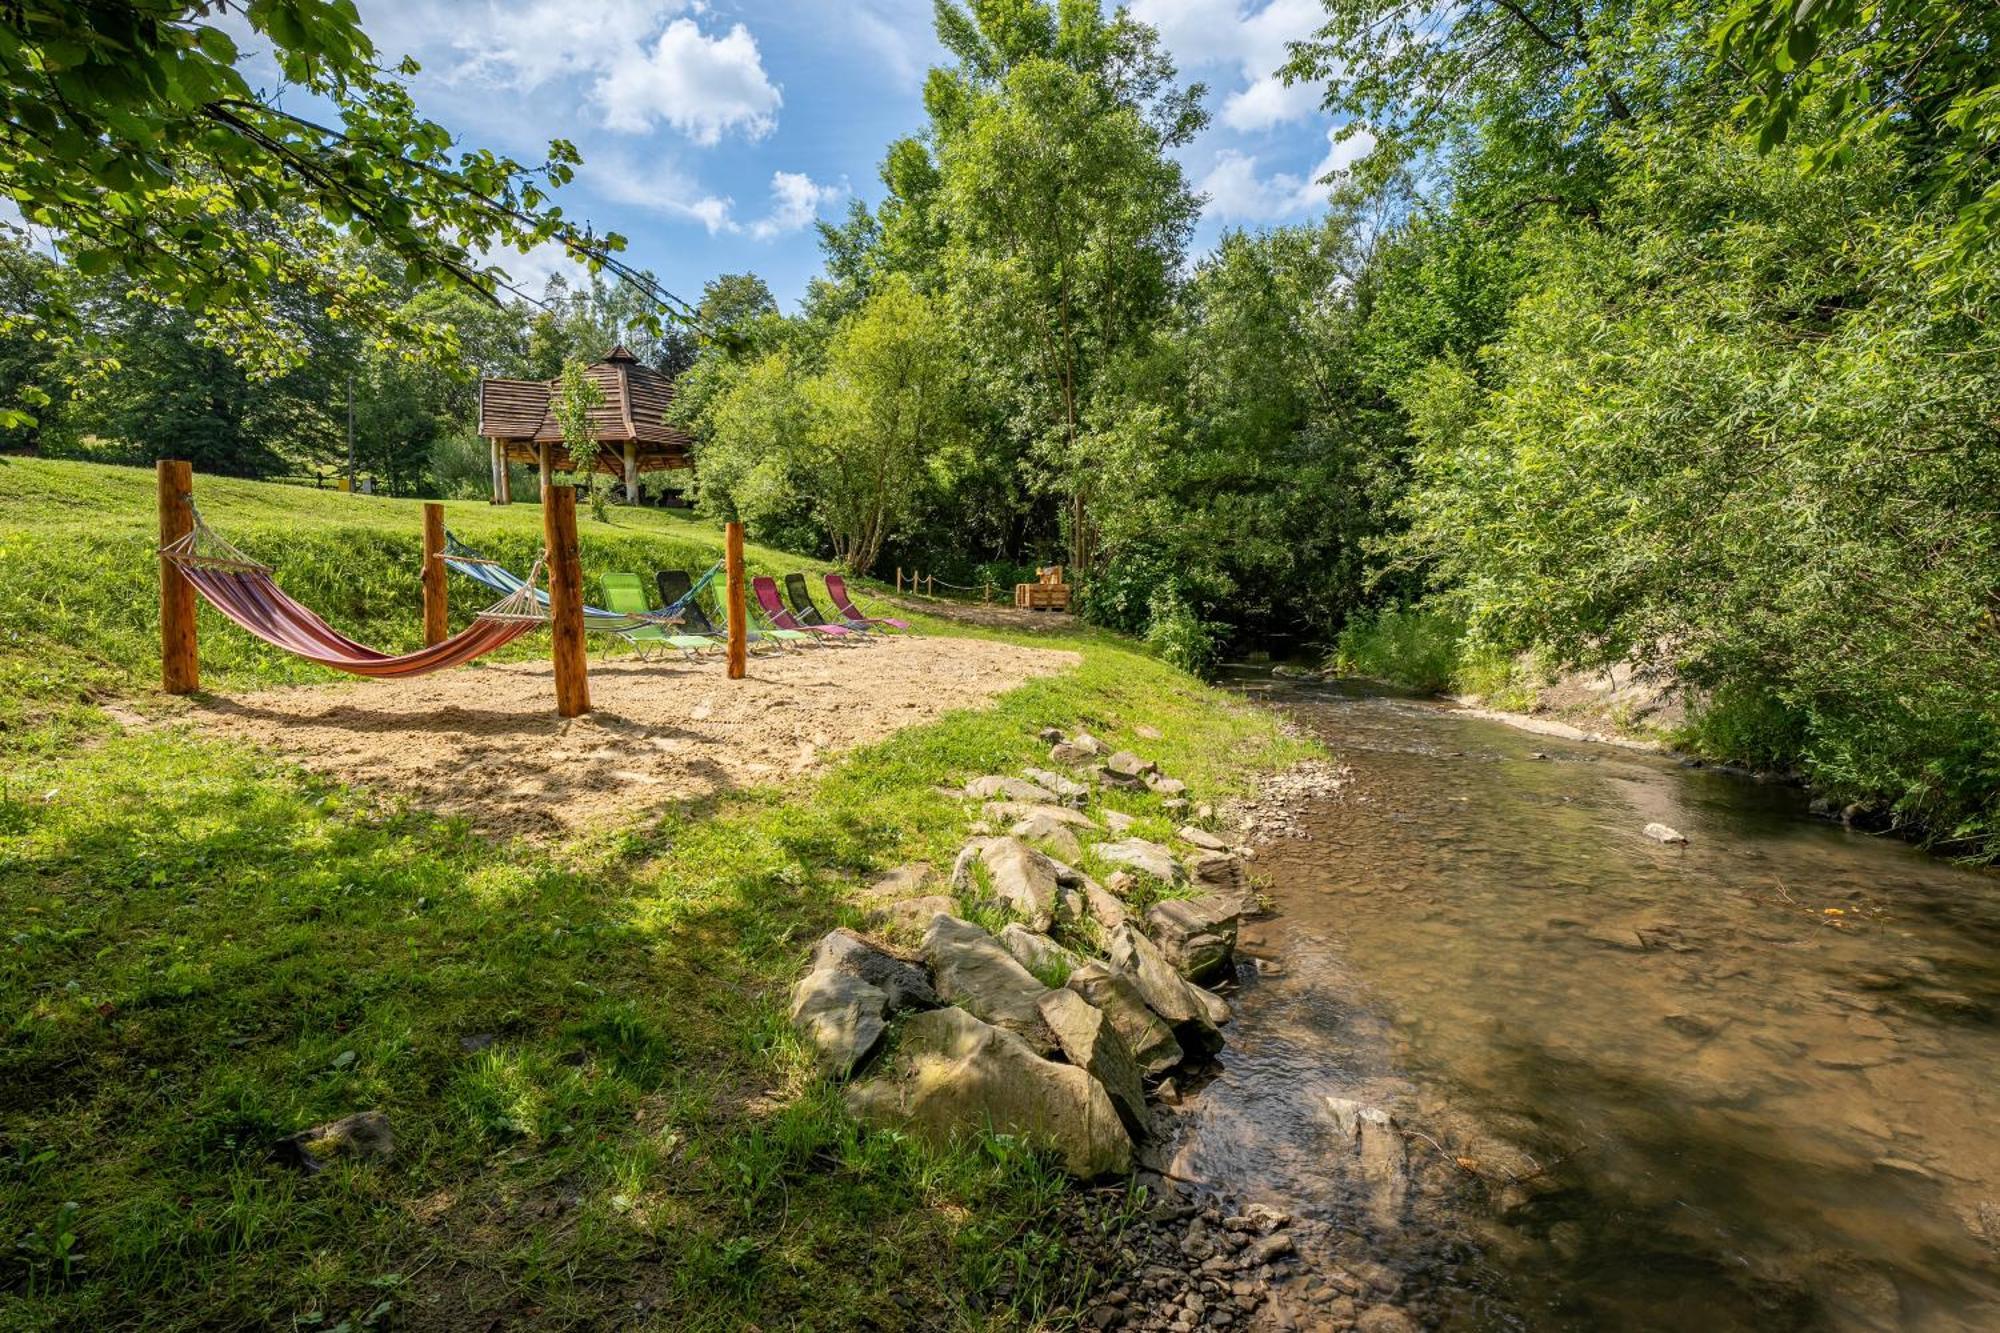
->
[586,151,740,233]
[1132,0,1325,132]
[748,172,846,240]
[398,1,781,145]
[587,156,843,239]
[598,19,782,144]
[1198,126,1375,221]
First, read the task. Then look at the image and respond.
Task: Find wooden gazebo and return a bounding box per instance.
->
[477,346,694,504]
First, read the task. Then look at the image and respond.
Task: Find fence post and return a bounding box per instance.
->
[421,502,448,646]
[725,522,747,681]
[158,459,199,695]
[543,485,590,717]
[895,566,903,594]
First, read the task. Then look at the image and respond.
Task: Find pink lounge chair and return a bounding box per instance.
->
[824,574,911,632]
[753,576,855,640]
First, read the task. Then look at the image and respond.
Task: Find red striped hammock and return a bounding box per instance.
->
[162,517,545,679]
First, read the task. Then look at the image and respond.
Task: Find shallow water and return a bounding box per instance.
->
[1171,674,2000,1331]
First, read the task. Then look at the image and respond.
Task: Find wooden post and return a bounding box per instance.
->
[499,450,512,505]
[487,440,501,504]
[543,485,590,717]
[895,567,902,594]
[421,502,448,647]
[624,442,640,504]
[158,459,199,694]
[538,442,553,501]
[725,521,747,680]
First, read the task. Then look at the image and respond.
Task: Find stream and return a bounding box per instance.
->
[1169,672,2000,1331]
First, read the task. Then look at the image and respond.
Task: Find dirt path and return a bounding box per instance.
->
[184,637,1078,838]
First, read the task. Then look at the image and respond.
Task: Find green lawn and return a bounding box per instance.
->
[0,457,1313,1330]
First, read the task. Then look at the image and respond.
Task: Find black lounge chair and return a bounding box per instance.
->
[785,571,875,633]
[657,569,804,650]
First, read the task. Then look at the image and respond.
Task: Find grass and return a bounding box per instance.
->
[0,457,1315,1329]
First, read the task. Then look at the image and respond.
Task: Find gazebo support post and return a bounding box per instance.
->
[544,485,590,717]
[498,451,512,504]
[538,442,554,501]
[624,442,639,504]
[725,521,747,681]
[487,439,502,505]
[421,502,449,647]
[158,459,199,695]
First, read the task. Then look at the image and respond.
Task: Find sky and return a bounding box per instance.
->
[228,1,1370,313]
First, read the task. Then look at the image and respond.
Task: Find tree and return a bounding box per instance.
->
[550,359,609,520]
[920,0,1206,570]
[805,278,966,573]
[0,1,692,425]
[1714,0,2000,279]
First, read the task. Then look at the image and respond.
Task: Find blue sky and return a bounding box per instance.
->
[240,2,1370,312]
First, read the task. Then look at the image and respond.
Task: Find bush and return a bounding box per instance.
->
[1329,606,1465,694]
[1144,588,1221,678]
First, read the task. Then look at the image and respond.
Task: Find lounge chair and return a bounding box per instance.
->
[753,575,857,641]
[599,572,720,661]
[785,571,877,633]
[823,573,911,632]
[656,569,805,651]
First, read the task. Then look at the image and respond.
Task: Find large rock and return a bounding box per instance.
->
[809,928,938,1012]
[1099,752,1153,791]
[1145,895,1240,982]
[983,801,1098,829]
[1107,923,1224,1054]
[1066,960,1184,1076]
[1081,878,1131,932]
[1145,776,1188,799]
[871,893,959,938]
[1010,813,1083,862]
[922,915,1054,1049]
[999,923,1083,983]
[1178,826,1229,852]
[1097,838,1184,884]
[1644,822,1689,845]
[277,1111,394,1172]
[1022,766,1091,803]
[1103,811,1137,833]
[1039,988,1150,1139]
[1186,851,1250,900]
[966,775,1062,803]
[978,836,1062,931]
[790,967,890,1078]
[846,1007,1133,1178]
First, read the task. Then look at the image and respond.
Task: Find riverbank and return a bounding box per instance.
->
[0,462,1319,1328]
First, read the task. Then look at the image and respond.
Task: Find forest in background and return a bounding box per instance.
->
[3,0,1996,854]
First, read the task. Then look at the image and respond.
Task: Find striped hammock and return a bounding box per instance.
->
[162,514,544,679]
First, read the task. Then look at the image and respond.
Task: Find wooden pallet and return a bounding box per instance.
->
[1014,582,1071,611]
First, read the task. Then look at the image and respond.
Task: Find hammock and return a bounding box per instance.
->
[442,533,665,634]
[161,514,545,679]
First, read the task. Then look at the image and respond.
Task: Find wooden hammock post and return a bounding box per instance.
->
[158,459,199,695]
[544,484,590,717]
[421,502,448,647]
[725,521,747,680]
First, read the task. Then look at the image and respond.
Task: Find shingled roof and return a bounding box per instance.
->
[478,346,693,472]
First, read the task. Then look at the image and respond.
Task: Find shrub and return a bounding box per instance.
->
[1329,606,1465,694]
[1144,588,1221,678]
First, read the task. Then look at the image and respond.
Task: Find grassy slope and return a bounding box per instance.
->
[0,458,1314,1330]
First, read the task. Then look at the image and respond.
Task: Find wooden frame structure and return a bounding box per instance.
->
[477,346,694,505]
[157,463,591,715]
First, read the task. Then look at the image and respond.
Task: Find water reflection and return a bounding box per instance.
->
[1171,674,2000,1331]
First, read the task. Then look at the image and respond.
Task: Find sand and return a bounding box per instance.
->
[186,636,1078,838]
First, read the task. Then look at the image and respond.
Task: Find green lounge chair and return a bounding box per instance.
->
[599,572,719,661]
